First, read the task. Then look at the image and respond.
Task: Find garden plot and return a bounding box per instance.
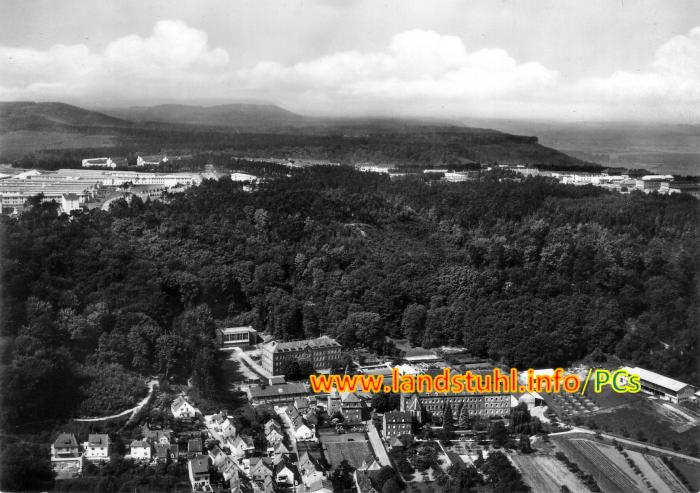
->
[510,453,589,493]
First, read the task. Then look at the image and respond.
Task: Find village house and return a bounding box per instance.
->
[130,440,152,461]
[382,411,412,439]
[354,470,378,493]
[51,433,80,459]
[272,441,291,459]
[171,395,197,419]
[155,443,178,462]
[229,435,255,458]
[294,397,311,415]
[327,388,342,415]
[188,454,211,490]
[307,478,334,493]
[250,456,274,481]
[221,418,237,439]
[298,451,326,486]
[83,434,110,462]
[340,392,364,423]
[274,457,299,487]
[188,438,203,458]
[286,405,315,440]
[265,420,284,447]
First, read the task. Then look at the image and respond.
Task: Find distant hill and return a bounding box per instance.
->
[0,101,130,131]
[0,101,594,169]
[103,103,304,129]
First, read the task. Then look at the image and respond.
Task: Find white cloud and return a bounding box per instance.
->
[0,20,230,100]
[575,26,700,105]
[1,20,699,122]
[239,29,559,103]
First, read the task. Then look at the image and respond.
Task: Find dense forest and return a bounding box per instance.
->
[1,167,697,435]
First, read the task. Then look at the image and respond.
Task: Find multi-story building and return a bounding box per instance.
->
[216,326,258,348]
[340,392,364,423]
[83,434,110,461]
[261,336,341,375]
[382,411,412,439]
[401,391,511,423]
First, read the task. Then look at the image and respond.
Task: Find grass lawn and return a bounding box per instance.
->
[584,400,700,454]
[319,431,373,470]
[670,458,700,492]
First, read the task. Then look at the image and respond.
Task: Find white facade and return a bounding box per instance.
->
[130,441,152,460]
[82,158,116,168]
[83,435,110,461]
[171,396,197,418]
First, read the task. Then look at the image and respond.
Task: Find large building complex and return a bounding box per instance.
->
[401,390,511,422]
[261,336,342,375]
[622,366,695,404]
[0,168,204,214]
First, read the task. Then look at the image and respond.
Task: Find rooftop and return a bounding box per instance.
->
[218,326,256,335]
[264,335,340,353]
[248,382,308,399]
[189,454,210,474]
[621,366,691,393]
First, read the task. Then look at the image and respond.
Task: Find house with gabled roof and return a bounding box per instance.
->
[51,433,79,459]
[354,470,377,493]
[298,451,326,486]
[250,457,274,481]
[340,392,364,423]
[83,434,110,462]
[229,435,255,458]
[274,457,298,486]
[130,440,152,461]
[308,478,334,493]
[171,395,197,419]
[188,454,210,490]
[188,438,203,458]
[286,405,314,441]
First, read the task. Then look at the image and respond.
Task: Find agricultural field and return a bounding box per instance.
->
[554,437,694,493]
[510,453,589,493]
[671,458,700,492]
[318,431,373,470]
[554,437,644,492]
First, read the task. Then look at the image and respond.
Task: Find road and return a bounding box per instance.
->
[228,347,272,379]
[551,428,700,464]
[74,379,158,422]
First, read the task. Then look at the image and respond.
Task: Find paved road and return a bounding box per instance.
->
[551,428,700,464]
[74,379,158,422]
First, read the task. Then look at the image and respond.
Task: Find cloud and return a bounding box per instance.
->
[575,26,700,105]
[0,20,230,100]
[1,20,699,122]
[239,29,559,103]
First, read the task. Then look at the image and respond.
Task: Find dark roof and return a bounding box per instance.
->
[189,454,210,474]
[249,382,307,399]
[87,434,109,446]
[384,411,412,424]
[53,433,78,448]
[265,336,340,353]
[188,439,202,453]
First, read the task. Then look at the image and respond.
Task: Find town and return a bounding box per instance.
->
[48,330,700,493]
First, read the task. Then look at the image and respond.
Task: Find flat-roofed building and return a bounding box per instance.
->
[247,382,309,406]
[82,157,116,168]
[622,366,695,404]
[216,326,258,348]
[261,336,341,375]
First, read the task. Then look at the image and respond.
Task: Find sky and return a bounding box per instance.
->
[1,0,699,122]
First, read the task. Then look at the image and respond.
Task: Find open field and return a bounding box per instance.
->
[671,459,700,492]
[554,437,644,493]
[318,431,372,470]
[510,452,589,493]
[632,452,690,493]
